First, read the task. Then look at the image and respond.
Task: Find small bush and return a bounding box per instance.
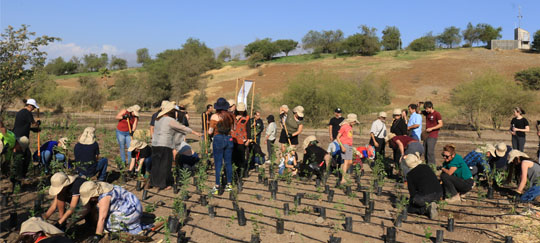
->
[408,34,436,51]
[515,67,540,90]
[69,76,106,111]
[29,71,70,112]
[248,52,265,68]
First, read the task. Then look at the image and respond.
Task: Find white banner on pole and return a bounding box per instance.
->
[237,80,253,105]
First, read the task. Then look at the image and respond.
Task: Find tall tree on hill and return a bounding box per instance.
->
[302,29,344,53]
[462,22,480,47]
[476,23,502,47]
[274,39,298,56]
[109,56,127,70]
[533,29,540,52]
[341,25,381,56]
[381,26,401,50]
[83,53,101,72]
[0,25,60,114]
[136,48,151,65]
[437,26,462,48]
[217,48,231,62]
[244,38,280,60]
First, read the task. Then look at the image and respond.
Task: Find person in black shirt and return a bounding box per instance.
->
[127,139,152,177]
[390,108,408,166]
[201,104,213,132]
[405,153,442,219]
[176,105,190,127]
[302,135,331,179]
[13,98,40,139]
[510,107,529,152]
[74,127,108,181]
[328,108,344,141]
[43,172,87,230]
[252,111,264,145]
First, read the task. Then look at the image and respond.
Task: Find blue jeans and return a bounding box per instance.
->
[116,129,131,163]
[78,158,108,181]
[41,150,66,173]
[213,134,233,186]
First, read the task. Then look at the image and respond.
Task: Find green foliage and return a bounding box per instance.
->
[437,26,462,48]
[217,48,231,62]
[69,76,106,111]
[82,53,108,72]
[136,48,151,65]
[0,24,60,114]
[193,83,209,113]
[302,29,344,54]
[340,25,381,56]
[476,23,502,46]
[451,72,535,133]
[462,22,480,47]
[244,38,280,61]
[408,33,436,51]
[28,71,70,112]
[515,67,540,90]
[109,56,127,70]
[532,30,540,52]
[282,70,391,126]
[274,39,298,56]
[110,71,154,107]
[381,26,401,50]
[247,52,265,68]
[44,57,78,75]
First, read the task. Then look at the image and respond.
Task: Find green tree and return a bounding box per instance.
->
[340,25,381,56]
[408,33,436,51]
[109,56,127,70]
[0,25,60,114]
[437,26,461,48]
[83,53,101,72]
[515,67,540,90]
[136,48,151,65]
[217,48,231,62]
[244,38,280,61]
[476,23,502,46]
[28,71,69,112]
[381,26,401,50]
[274,39,298,56]
[462,22,480,47]
[111,71,153,107]
[247,52,264,68]
[69,76,106,111]
[302,29,344,53]
[99,53,109,69]
[532,29,540,52]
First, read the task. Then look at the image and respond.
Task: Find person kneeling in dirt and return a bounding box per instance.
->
[439,144,474,203]
[463,144,494,180]
[33,137,68,174]
[80,181,144,242]
[127,139,152,178]
[16,217,73,243]
[175,142,200,176]
[279,147,298,176]
[74,127,108,182]
[508,150,540,202]
[301,135,331,180]
[42,172,88,231]
[405,153,442,219]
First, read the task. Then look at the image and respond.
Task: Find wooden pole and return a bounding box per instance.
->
[203,113,208,154]
[37,108,41,160]
[127,116,133,137]
[250,82,256,143]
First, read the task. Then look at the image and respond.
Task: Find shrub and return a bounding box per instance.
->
[247,52,264,68]
[193,83,208,113]
[69,76,106,111]
[408,34,436,51]
[340,25,381,56]
[28,71,70,112]
[515,67,540,90]
[111,72,154,108]
[244,38,280,61]
[282,70,391,126]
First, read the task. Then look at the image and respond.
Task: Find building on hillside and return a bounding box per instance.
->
[491,28,531,50]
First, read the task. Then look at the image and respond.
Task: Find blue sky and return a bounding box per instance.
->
[2,0,539,65]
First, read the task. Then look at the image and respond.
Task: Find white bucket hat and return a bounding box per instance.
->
[157,101,177,118]
[26,98,39,109]
[340,113,359,126]
[80,181,114,205]
[49,172,77,196]
[494,142,508,157]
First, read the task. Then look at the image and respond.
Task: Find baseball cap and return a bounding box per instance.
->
[334,108,342,113]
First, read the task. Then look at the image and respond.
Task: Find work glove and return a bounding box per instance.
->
[86,234,103,243]
[54,221,66,231]
[129,131,134,136]
[36,120,41,126]
[122,114,129,120]
[436,166,443,171]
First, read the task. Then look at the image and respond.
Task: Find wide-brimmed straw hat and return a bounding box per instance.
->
[128,139,147,152]
[385,133,396,142]
[340,113,359,126]
[293,106,304,118]
[405,152,422,169]
[236,102,247,112]
[379,112,387,118]
[17,136,29,151]
[49,172,77,196]
[508,150,529,163]
[494,142,508,157]
[157,101,177,118]
[20,217,63,235]
[475,144,496,156]
[127,105,141,117]
[214,98,230,111]
[393,109,401,116]
[303,135,318,150]
[58,137,68,150]
[78,127,95,145]
[80,181,114,205]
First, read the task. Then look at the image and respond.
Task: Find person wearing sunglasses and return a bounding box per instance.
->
[440,144,473,203]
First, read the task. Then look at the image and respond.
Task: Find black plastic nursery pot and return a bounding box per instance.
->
[173,183,179,194]
[250,234,260,243]
[316,179,321,188]
[237,180,243,192]
[368,200,375,213]
[200,195,208,206]
[376,186,383,196]
[505,236,513,243]
[363,191,370,205]
[273,180,279,192]
[394,215,402,227]
[435,230,444,243]
[271,190,277,200]
[177,231,187,243]
[345,186,352,196]
[447,218,455,232]
[9,212,17,228]
[324,185,330,194]
[320,207,326,219]
[1,194,8,207]
[401,208,408,221]
[355,174,361,184]
[294,195,302,206]
[258,174,263,183]
[142,190,148,200]
[487,187,494,199]
[136,180,142,191]
[269,168,275,179]
[237,208,246,226]
[356,182,362,192]
[168,216,179,233]
[232,201,239,211]
[276,219,284,234]
[208,205,216,218]
[385,227,396,243]
[229,192,236,201]
[283,203,289,216]
[364,209,371,222]
[344,216,353,232]
[327,190,334,203]
[264,178,269,186]
[329,235,342,243]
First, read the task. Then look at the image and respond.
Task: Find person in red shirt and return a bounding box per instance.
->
[336,113,359,184]
[115,105,140,165]
[422,101,443,166]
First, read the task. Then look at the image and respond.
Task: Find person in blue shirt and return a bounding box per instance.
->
[33,138,68,174]
[463,144,495,179]
[407,104,422,141]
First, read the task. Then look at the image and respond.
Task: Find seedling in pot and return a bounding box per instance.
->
[283,203,290,216]
[275,209,284,234]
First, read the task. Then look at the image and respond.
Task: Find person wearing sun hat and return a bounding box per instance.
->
[127,139,152,178]
[32,137,68,174]
[208,97,236,195]
[15,216,72,243]
[505,150,540,195]
[79,180,143,241]
[303,135,331,179]
[231,102,252,178]
[404,152,442,219]
[390,108,408,166]
[337,113,360,184]
[151,101,201,190]
[278,105,305,152]
[150,100,170,138]
[490,142,513,170]
[462,144,496,180]
[115,104,141,165]
[13,98,41,139]
[74,127,108,181]
[370,111,388,156]
[42,172,87,231]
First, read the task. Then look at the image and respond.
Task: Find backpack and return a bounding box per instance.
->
[231,116,249,144]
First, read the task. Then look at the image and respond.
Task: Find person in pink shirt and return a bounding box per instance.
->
[336,113,359,184]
